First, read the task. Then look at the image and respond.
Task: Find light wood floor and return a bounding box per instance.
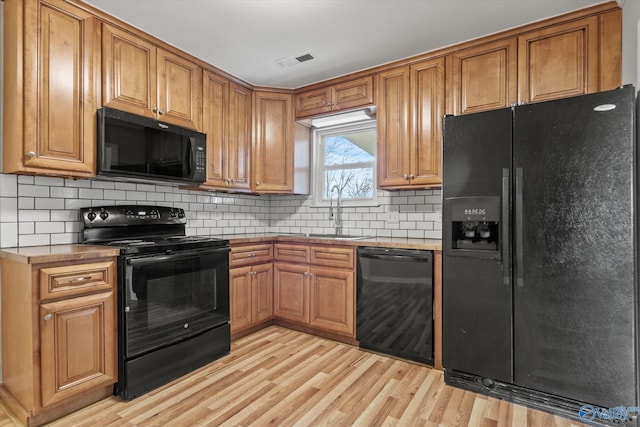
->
[0,326,587,427]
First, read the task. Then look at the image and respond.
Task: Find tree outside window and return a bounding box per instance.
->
[314,121,377,206]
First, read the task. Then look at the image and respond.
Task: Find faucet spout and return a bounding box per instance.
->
[330,185,343,236]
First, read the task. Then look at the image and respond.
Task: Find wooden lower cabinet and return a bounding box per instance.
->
[0,255,117,427]
[274,243,355,339]
[229,243,274,338]
[230,263,274,337]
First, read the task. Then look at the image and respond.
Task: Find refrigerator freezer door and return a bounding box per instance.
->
[512,86,637,407]
[442,108,513,383]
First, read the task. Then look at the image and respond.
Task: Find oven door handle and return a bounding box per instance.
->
[126,247,230,266]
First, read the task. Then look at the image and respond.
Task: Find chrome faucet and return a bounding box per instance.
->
[328,185,343,236]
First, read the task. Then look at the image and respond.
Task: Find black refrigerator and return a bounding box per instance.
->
[442,85,639,426]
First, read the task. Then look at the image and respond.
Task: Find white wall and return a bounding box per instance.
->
[622,0,640,87]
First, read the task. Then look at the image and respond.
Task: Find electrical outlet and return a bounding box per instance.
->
[388,212,400,223]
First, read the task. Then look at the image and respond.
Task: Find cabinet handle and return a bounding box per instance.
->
[247,253,256,258]
[27,151,36,158]
[44,314,53,321]
[70,276,92,283]
[230,178,235,184]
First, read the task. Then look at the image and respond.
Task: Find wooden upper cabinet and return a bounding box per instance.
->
[518,16,598,104]
[102,24,202,130]
[252,91,295,193]
[447,38,517,115]
[295,76,374,119]
[202,71,252,191]
[3,0,99,177]
[376,67,411,188]
[410,58,445,187]
[377,58,444,190]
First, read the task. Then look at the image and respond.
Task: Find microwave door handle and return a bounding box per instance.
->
[185,138,194,177]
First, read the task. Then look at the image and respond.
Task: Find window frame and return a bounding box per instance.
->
[311,119,378,208]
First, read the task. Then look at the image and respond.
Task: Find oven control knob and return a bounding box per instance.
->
[99,211,109,220]
[87,211,96,221]
[183,323,189,329]
[178,210,185,218]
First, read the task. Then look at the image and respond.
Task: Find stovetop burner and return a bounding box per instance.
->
[80,205,229,254]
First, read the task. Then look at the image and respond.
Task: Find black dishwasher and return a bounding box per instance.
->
[356,247,433,365]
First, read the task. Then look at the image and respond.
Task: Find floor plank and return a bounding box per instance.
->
[0,326,588,426]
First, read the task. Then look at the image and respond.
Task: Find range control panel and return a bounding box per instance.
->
[81,205,186,228]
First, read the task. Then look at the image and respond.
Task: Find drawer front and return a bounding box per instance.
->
[310,246,355,269]
[230,243,273,267]
[274,243,310,264]
[40,260,115,300]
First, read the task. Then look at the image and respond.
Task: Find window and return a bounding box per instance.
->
[313,120,377,207]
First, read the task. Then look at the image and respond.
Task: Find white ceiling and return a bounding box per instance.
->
[85,0,609,90]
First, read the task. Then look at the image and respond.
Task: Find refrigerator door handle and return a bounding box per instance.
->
[502,168,510,286]
[515,167,524,288]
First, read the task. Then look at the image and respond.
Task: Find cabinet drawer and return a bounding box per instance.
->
[39,261,115,300]
[310,246,355,269]
[274,243,310,263]
[230,243,273,267]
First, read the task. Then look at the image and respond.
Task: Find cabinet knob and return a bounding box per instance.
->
[44,314,53,321]
[153,107,159,113]
[255,182,261,186]
[251,271,257,276]
[27,151,36,158]
[408,174,415,180]
[158,109,165,115]
[402,174,408,180]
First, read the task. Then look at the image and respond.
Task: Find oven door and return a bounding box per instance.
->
[123,246,230,358]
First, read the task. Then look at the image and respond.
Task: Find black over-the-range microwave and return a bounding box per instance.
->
[97,107,207,184]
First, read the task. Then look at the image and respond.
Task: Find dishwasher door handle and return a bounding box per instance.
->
[359,253,431,262]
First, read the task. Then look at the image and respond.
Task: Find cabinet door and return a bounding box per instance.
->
[19,0,99,175]
[309,267,354,337]
[102,24,157,120]
[202,70,229,187]
[376,67,411,188]
[410,58,445,187]
[332,76,374,112]
[295,87,332,118]
[252,91,294,193]
[518,16,598,104]
[228,82,252,190]
[40,292,116,408]
[157,48,203,130]
[273,263,309,324]
[447,38,517,115]
[230,267,252,334]
[252,263,274,324]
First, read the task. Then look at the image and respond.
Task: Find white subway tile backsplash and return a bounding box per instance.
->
[35,198,65,210]
[36,222,65,234]
[0,198,18,222]
[50,186,79,199]
[0,222,18,247]
[0,174,17,197]
[19,234,50,247]
[125,191,147,201]
[19,222,35,235]
[51,233,78,245]
[0,173,442,248]
[19,210,50,222]
[18,185,49,198]
[18,197,35,210]
[79,188,105,200]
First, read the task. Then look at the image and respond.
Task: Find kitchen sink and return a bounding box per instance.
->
[297,233,372,241]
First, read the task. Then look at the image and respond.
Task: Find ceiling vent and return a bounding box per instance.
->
[276,51,316,68]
